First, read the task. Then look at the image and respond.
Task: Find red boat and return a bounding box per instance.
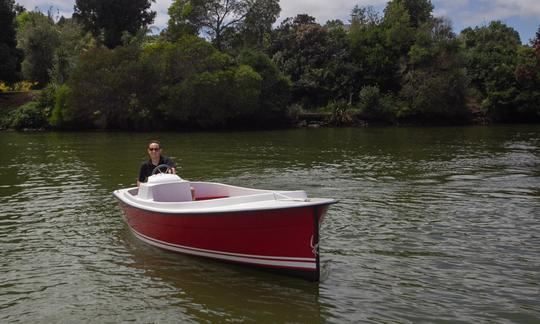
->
[113,173,336,280]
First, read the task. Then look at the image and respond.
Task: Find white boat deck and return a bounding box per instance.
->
[113,174,335,214]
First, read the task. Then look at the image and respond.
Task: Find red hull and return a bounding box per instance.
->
[118,202,330,280]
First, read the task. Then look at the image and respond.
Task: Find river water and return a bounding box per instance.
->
[0,126,539,323]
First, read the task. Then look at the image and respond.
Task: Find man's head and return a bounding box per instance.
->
[148,140,161,157]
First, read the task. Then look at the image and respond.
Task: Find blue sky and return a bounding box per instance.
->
[17,0,540,43]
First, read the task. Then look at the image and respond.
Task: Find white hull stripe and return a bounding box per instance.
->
[131,228,317,270]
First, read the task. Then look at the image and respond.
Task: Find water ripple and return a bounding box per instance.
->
[1,127,539,322]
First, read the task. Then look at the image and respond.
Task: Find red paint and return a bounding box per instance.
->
[121,202,327,258]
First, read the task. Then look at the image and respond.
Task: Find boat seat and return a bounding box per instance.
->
[151,181,193,202]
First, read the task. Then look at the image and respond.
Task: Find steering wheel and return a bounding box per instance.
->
[151,164,173,175]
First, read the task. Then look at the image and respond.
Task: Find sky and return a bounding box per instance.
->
[16,0,540,44]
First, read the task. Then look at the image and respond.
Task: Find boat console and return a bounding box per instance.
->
[137,174,192,202]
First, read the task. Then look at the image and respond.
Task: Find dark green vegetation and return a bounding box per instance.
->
[0,0,539,130]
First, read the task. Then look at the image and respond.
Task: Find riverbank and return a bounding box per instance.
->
[0,91,43,131]
[0,91,524,131]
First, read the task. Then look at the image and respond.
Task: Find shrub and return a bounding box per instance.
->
[286,103,304,121]
[237,50,291,123]
[68,44,161,129]
[11,81,37,91]
[0,82,9,92]
[327,100,353,126]
[358,85,397,122]
[10,101,47,129]
[37,84,57,119]
[49,84,72,128]
[0,80,37,92]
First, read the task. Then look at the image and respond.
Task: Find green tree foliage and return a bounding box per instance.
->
[348,6,397,91]
[167,0,280,51]
[533,25,540,63]
[49,84,72,128]
[237,50,291,122]
[68,42,162,129]
[358,85,396,121]
[394,0,433,28]
[383,0,415,56]
[11,101,47,129]
[460,21,521,96]
[484,44,540,122]
[166,65,262,128]
[459,21,538,122]
[167,0,249,50]
[239,0,280,49]
[348,1,468,123]
[143,36,282,128]
[399,18,469,121]
[5,0,537,129]
[513,46,540,121]
[16,11,60,86]
[50,18,92,85]
[73,0,155,49]
[65,35,287,130]
[270,15,353,108]
[0,0,23,83]
[166,0,204,41]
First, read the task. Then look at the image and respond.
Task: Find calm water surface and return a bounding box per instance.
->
[0,126,539,323]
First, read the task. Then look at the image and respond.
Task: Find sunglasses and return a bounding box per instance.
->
[148,147,160,151]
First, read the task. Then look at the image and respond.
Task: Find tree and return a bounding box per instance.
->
[68,42,161,129]
[73,0,155,49]
[198,0,250,51]
[512,45,540,121]
[142,37,267,128]
[168,0,282,51]
[383,0,415,56]
[166,0,204,40]
[168,0,250,50]
[350,5,380,28]
[395,0,433,27]
[240,0,280,49]
[459,21,521,96]
[50,18,92,85]
[0,0,22,83]
[533,25,540,63]
[16,11,60,86]
[348,6,397,92]
[237,50,291,122]
[459,21,537,122]
[399,18,469,121]
[270,15,354,108]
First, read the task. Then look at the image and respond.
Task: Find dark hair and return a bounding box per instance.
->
[148,140,161,148]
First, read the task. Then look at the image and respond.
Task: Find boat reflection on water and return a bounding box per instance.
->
[121,228,326,322]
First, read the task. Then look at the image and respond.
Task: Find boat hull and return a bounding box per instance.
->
[118,201,330,280]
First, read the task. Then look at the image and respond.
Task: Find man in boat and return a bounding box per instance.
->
[137,140,176,187]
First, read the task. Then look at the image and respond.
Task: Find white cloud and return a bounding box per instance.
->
[14,0,538,38]
[17,0,73,12]
[278,0,387,24]
[434,0,540,25]
[151,0,173,29]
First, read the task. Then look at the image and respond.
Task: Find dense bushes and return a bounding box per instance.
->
[10,101,46,129]
[67,43,161,129]
[61,36,291,130]
[2,1,539,130]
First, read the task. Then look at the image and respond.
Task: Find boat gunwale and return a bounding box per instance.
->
[113,184,337,215]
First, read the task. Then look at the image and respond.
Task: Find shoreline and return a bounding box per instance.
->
[2,91,537,132]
